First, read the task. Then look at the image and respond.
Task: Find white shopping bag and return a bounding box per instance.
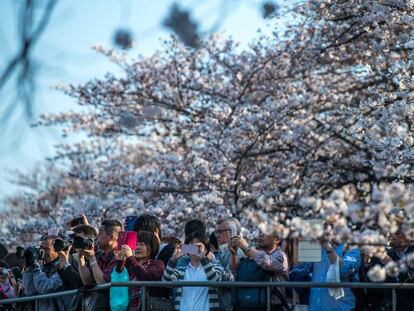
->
[326,257,345,300]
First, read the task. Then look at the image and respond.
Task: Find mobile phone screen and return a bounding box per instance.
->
[181,244,199,256]
[117,231,137,250]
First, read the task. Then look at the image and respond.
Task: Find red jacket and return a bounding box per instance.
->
[116,257,165,309]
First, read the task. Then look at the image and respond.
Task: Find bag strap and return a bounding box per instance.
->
[272,286,292,311]
[292,288,300,306]
[266,248,291,310]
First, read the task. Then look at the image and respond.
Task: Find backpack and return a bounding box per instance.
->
[232,257,292,311]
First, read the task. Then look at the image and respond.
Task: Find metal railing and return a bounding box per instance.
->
[1,281,414,311]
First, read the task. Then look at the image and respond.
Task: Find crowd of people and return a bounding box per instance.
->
[0,213,413,311]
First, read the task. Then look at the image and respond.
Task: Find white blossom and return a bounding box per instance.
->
[367,265,387,282]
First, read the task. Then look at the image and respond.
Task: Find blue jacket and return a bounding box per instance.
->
[22,260,73,311]
[290,244,361,311]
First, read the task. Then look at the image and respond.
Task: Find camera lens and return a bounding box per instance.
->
[54,240,65,252]
[73,236,94,249]
[73,236,84,249]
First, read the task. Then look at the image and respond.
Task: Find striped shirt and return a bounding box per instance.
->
[163,256,233,311]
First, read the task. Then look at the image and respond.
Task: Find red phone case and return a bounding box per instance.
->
[117,231,137,250]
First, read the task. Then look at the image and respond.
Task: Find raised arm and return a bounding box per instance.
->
[339,247,361,279]
[33,268,63,294]
[73,253,94,285]
[254,249,288,274]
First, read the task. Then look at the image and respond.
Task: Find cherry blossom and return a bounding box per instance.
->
[1,0,414,278]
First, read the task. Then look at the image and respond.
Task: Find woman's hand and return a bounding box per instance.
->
[172,244,183,261]
[206,251,215,261]
[195,243,206,259]
[114,250,124,261]
[121,245,134,259]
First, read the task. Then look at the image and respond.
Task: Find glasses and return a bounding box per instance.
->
[215,229,231,236]
[41,246,54,251]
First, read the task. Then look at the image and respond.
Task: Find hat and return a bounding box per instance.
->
[71,224,98,237]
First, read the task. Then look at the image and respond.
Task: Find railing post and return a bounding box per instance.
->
[35,298,39,311]
[266,285,271,311]
[392,288,396,311]
[141,285,146,311]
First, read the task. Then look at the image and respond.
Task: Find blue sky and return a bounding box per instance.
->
[0,0,274,201]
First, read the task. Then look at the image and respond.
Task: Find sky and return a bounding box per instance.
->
[0,0,275,202]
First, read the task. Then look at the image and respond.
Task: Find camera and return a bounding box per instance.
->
[53,239,71,252]
[16,246,44,261]
[73,236,94,250]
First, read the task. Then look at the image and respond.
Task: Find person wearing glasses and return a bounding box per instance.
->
[215,218,245,311]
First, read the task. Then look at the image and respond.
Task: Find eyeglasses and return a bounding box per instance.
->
[215,229,231,236]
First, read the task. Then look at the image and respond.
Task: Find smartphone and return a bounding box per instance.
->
[117,231,137,250]
[124,216,137,231]
[230,225,238,237]
[181,244,200,256]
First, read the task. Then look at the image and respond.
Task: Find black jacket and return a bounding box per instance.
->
[156,243,175,267]
[387,246,414,311]
[56,256,82,290]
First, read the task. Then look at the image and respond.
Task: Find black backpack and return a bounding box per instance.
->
[232,257,291,311]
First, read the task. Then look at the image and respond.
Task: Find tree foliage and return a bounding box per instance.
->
[2,0,414,278]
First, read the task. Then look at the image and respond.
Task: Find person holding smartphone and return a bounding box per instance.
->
[215,218,245,311]
[133,214,177,267]
[163,231,233,311]
[114,231,165,310]
[232,230,289,311]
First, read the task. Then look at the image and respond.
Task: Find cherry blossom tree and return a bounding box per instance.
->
[2,0,414,278]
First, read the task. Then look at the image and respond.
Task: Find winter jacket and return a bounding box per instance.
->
[22,259,72,311]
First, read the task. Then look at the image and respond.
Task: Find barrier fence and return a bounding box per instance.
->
[1,281,414,311]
